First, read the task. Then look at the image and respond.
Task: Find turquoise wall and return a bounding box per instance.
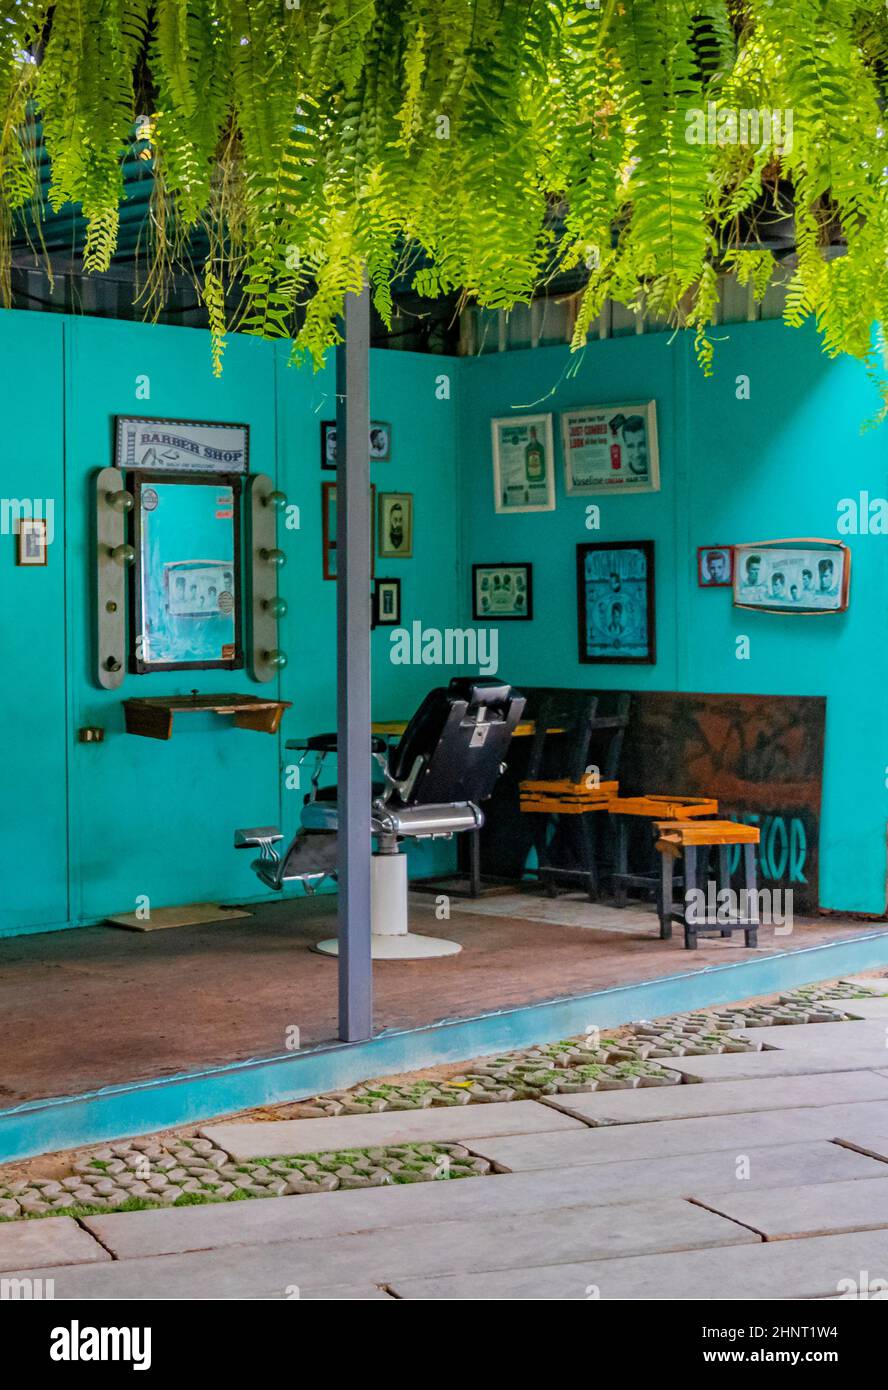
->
[458,322,888,913]
[1,308,885,933]
[0,311,460,935]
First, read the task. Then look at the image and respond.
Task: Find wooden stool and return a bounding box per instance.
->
[518,779,619,898]
[654,819,761,950]
[609,795,718,907]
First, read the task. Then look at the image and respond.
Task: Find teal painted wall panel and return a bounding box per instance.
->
[63,317,283,920]
[459,333,683,690]
[0,311,461,934]
[458,324,888,914]
[677,321,888,913]
[0,313,69,933]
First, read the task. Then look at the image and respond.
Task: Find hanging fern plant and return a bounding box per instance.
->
[0,0,885,405]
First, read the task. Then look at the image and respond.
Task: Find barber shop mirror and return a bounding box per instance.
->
[130,473,244,672]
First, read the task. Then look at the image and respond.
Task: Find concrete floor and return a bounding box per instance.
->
[3,982,888,1299]
[0,893,884,1104]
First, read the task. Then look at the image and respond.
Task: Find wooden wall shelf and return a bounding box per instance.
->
[123,694,291,740]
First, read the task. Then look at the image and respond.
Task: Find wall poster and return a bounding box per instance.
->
[561,401,659,495]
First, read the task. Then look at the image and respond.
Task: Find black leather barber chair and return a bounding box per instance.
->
[235,678,525,957]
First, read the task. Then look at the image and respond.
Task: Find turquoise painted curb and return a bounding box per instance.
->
[2,928,887,1162]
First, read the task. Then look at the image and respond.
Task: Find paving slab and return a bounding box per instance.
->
[462,1099,888,1170]
[12,1199,753,1299]
[388,1228,888,1300]
[543,1071,888,1126]
[839,997,888,1020]
[732,1020,888,1051]
[662,1051,888,1082]
[85,1138,886,1260]
[201,1099,583,1159]
[839,977,888,994]
[0,1217,110,1273]
[695,1176,888,1240]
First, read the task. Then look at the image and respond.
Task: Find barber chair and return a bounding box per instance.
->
[235,678,525,958]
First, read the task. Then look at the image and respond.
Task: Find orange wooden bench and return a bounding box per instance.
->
[654,819,761,950]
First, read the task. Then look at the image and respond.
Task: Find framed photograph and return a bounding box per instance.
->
[130,472,244,672]
[733,539,850,615]
[378,492,413,558]
[472,563,533,620]
[697,545,734,587]
[561,401,659,495]
[491,413,555,513]
[321,420,392,469]
[322,482,376,580]
[576,540,655,664]
[16,517,48,566]
[373,577,401,627]
[115,416,249,474]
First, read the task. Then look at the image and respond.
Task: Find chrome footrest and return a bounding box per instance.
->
[371,802,484,839]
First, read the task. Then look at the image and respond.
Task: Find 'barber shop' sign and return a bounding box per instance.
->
[115,416,249,475]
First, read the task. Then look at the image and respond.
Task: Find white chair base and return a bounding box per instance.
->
[315,850,461,959]
[315,933,462,959]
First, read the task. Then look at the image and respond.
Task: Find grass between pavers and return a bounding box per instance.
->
[298,980,888,1115]
[0,1190,255,1225]
[0,1142,486,1224]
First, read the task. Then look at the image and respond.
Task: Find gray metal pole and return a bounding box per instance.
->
[335,284,373,1041]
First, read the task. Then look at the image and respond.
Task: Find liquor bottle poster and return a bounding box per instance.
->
[561,402,659,495]
[576,540,655,664]
[491,414,555,513]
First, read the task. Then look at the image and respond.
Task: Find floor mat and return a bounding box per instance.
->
[105,902,252,932]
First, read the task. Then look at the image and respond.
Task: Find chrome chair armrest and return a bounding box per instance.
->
[234,826,284,849]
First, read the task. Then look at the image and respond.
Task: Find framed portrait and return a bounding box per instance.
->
[576,540,655,664]
[491,414,555,513]
[372,577,401,627]
[697,545,734,587]
[561,402,659,495]
[733,539,850,615]
[321,482,376,580]
[378,491,413,558]
[130,473,244,672]
[16,517,48,566]
[321,420,392,469]
[472,563,533,621]
[115,416,249,474]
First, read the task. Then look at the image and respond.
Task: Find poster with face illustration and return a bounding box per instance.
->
[733,542,850,614]
[561,402,659,495]
[577,541,656,664]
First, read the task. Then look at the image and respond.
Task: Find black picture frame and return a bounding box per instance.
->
[576,540,655,665]
[129,471,245,674]
[372,577,401,627]
[320,419,392,469]
[471,563,533,621]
